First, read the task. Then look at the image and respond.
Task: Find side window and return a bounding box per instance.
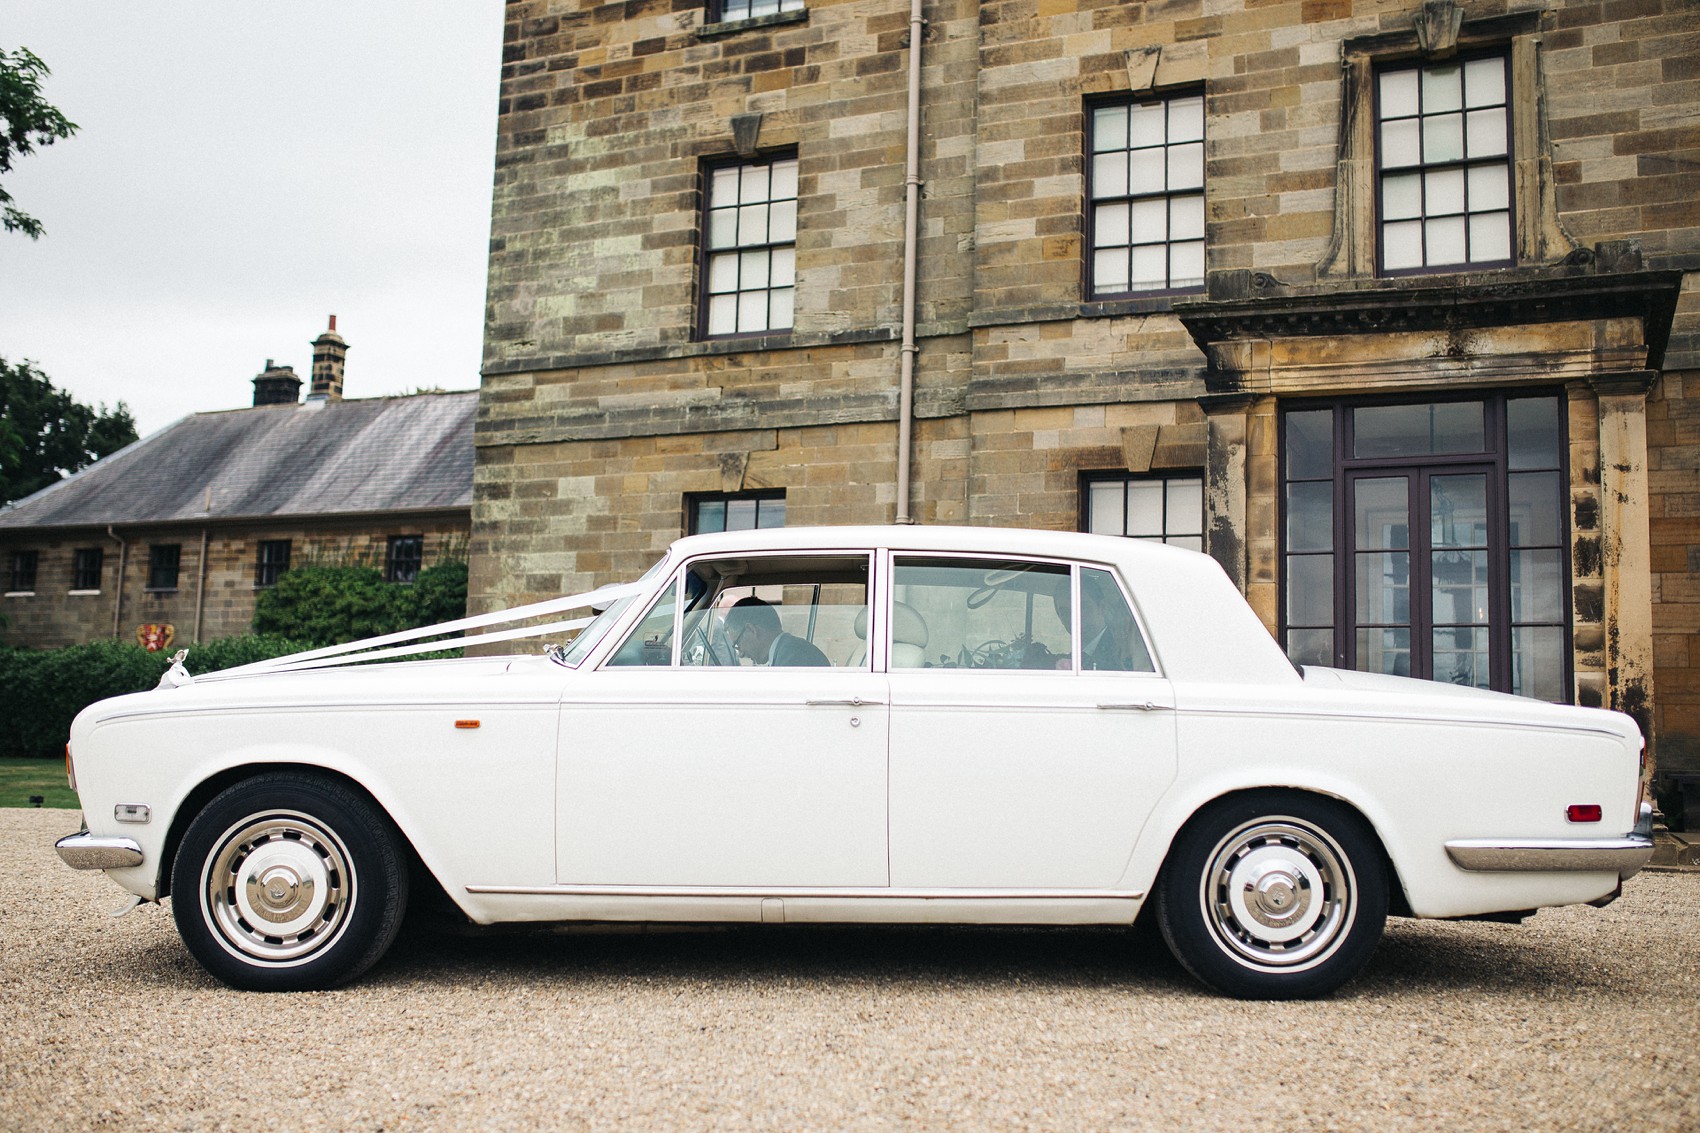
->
[606,555,870,669]
[891,558,1072,670]
[1079,567,1155,673]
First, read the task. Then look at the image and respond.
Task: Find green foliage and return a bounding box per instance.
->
[252,561,468,648]
[1,46,78,239]
[0,357,138,505]
[0,635,309,759]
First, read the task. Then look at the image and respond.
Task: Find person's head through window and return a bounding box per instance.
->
[724,597,783,664]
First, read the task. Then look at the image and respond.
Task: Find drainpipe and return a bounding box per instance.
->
[106,526,126,640]
[192,528,210,644]
[894,0,924,524]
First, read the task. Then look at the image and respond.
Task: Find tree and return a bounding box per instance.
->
[0,357,137,506]
[1,46,78,239]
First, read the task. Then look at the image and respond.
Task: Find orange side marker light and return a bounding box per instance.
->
[455,720,481,730]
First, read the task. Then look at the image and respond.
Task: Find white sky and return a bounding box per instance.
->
[1,1,505,437]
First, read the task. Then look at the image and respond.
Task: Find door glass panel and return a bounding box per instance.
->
[893,558,1071,670]
[1430,473,1487,548]
[1355,552,1411,624]
[1432,549,1489,627]
[1356,627,1411,677]
[1513,626,1565,701]
[1354,401,1484,458]
[1353,477,1408,550]
[1433,626,1490,689]
[1285,410,1333,479]
[1286,627,1333,668]
[1287,481,1333,552]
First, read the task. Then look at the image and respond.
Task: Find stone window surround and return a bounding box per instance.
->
[1318,6,1575,280]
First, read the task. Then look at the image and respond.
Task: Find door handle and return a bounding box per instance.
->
[1097,701,1168,711]
[805,697,884,707]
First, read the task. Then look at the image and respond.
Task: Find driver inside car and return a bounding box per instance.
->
[723,597,832,667]
[1053,571,1145,671]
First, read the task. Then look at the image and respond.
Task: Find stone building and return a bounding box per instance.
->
[472,0,1698,774]
[1,321,475,650]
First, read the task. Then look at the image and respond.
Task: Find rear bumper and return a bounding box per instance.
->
[1444,803,1656,881]
[55,832,144,871]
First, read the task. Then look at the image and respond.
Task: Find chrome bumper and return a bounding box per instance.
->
[1444,802,1656,881]
[55,832,144,871]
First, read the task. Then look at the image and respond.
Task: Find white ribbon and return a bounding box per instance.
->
[199,580,648,681]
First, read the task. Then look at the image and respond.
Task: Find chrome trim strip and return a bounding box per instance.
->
[1446,805,1656,880]
[55,833,144,871]
[1185,705,1637,739]
[465,884,1146,900]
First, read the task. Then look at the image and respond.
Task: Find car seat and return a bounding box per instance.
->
[846,601,930,668]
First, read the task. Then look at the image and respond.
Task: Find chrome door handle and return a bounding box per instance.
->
[1097,701,1167,711]
[805,697,884,707]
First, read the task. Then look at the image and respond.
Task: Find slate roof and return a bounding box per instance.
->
[0,391,477,531]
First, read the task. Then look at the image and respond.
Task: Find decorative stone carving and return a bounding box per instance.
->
[1415,0,1464,57]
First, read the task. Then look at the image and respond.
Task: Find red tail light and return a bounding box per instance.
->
[1566,804,1602,823]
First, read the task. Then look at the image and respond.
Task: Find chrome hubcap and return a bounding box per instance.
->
[202,811,355,964]
[1201,818,1355,972]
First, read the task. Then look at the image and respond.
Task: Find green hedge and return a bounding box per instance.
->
[252,561,467,648]
[0,635,310,759]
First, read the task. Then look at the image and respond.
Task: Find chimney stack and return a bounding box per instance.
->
[308,314,348,401]
[251,358,302,406]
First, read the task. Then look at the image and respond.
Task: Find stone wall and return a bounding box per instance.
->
[1,516,468,650]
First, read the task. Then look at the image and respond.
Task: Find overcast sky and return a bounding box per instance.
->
[2,1,505,437]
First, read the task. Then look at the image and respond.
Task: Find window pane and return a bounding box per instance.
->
[1284,409,1333,479]
[1465,107,1507,158]
[1431,474,1489,549]
[1381,118,1421,167]
[737,290,766,333]
[737,203,769,244]
[1510,549,1563,622]
[1507,397,1561,469]
[769,158,798,200]
[1128,101,1165,147]
[1088,481,1125,535]
[1508,471,1563,547]
[1126,480,1164,536]
[1287,481,1334,552]
[1167,142,1204,190]
[1169,241,1205,288]
[1512,625,1565,701]
[1422,113,1464,164]
[1383,219,1423,270]
[1421,64,1463,113]
[1093,152,1128,198]
[1131,244,1166,288]
[892,557,1072,671]
[769,198,797,242]
[1129,197,1167,242]
[1432,549,1489,627]
[1354,476,1409,550]
[1170,193,1205,240]
[1354,401,1484,458]
[1433,625,1491,688]
[1129,149,1165,194]
[769,287,795,329]
[1093,248,1129,293]
[1426,167,1465,215]
[740,248,769,289]
[710,166,739,208]
[1286,554,1333,626]
[1469,211,1511,261]
[1093,105,1128,152]
[1464,57,1506,108]
[770,246,796,287]
[1380,69,1419,118]
[696,499,727,533]
[1382,172,1422,220]
[1168,96,1204,142]
[708,294,737,335]
[1095,201,1130,246]
[708,251,738,293]
[1424,214,1467,264]
[1164,478,1204,536]
[1467,163,1509,211]
[708,207,737,248]
[608,578,677,667]
[739,163,769,204]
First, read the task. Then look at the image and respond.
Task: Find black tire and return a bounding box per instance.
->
[1156,792,1388,1000]
[170,772,409,991]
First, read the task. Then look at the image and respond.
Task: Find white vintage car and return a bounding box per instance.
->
[57,525,1653,998]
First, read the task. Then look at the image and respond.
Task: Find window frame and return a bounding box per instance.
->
[385,535,424,584]
[1373,50,1516,277]
[697,151,800,341]
[1079,470,1206,551]
[255,539,292,588]
[146,543,182,592]
[1084,89,1208,300]
[707,0,804,23]
[687,490,787,535]
[7,550,38,594]
[70,547,104,592]
[1277,392,1572,701]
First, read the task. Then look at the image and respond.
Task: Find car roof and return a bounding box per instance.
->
[666,523,1197,565]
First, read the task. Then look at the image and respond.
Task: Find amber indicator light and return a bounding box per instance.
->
[455,720,481,730]
[1566,804,1602,823]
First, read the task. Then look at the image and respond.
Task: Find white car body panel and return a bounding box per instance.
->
[63,524,1648,939]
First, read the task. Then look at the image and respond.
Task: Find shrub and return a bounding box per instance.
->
[252,563,468,648]
[0,635,309,759]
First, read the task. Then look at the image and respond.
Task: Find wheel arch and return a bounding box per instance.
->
[156,762,458,918]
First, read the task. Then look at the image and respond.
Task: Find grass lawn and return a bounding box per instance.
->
[0,758,81,809]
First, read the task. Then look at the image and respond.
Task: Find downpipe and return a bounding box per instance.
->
[895,0,924,524]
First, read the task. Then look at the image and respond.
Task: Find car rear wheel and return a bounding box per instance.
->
[171,772,409,991]
[1156,793,1387,999]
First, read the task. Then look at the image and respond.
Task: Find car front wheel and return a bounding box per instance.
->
[1156,793,1387,999]
[171,772,409,991]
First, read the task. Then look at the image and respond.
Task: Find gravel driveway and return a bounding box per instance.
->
[3,807,1695,1132]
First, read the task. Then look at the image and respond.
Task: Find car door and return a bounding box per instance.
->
[884,555,1179,890]
[556,552,889,888]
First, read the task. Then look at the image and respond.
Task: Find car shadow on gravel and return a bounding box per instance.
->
[365,918,1202,997]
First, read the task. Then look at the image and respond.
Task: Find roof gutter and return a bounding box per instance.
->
[106,526,126,640]
[894,0,924,525]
